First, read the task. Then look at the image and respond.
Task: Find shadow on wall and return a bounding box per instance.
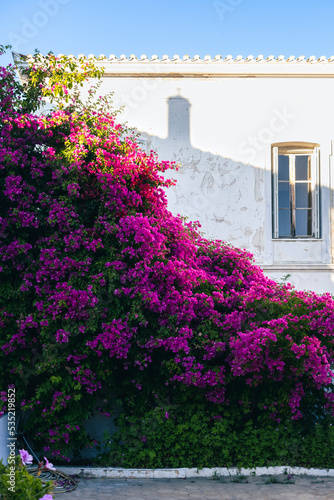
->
[132,92,334,295]
[138,93,268,264]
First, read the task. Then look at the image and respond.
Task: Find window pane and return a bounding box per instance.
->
[295,183,312,208]
[279,210,291,237]
[278,155,289,180]
[278,182,290,208]
[295,155,310,180]
[295,209,312,236]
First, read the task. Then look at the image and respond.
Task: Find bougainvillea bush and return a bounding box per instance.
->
[0,49,334,466]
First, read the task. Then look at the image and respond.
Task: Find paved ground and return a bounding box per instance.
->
[56,474,334,499]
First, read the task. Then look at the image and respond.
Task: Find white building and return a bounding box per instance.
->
[19,53,334,294]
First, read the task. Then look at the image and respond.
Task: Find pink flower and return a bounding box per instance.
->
[44,457,56,470]
[38,495,54,500]
[19,449,33,465]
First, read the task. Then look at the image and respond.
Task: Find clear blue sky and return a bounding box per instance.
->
[1,0,334,67]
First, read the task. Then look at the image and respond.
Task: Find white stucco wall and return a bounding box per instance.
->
[26,54,334,294]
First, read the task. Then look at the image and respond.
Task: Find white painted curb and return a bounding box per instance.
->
[57,466,334,479]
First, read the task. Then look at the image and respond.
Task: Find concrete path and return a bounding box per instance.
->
[56,474,334,499]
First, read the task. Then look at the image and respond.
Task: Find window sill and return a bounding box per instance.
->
[272,238,323,242]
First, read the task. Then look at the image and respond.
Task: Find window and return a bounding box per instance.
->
[272,143,320,239]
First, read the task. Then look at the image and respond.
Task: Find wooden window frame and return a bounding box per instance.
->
[272,142,320,239]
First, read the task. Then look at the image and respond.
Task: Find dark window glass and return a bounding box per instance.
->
[295,209,312,236]
[278,210,291,237]
[274,148,317,239]
[278,182,290,208]
[295,155,310,180]
[278,155,289,180]
[295,183,311,208]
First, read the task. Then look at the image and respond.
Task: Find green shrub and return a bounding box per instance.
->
[0,454,54,500]
[96,404,334,469]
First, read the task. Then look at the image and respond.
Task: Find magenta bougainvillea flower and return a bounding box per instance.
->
[0,53,334,460]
